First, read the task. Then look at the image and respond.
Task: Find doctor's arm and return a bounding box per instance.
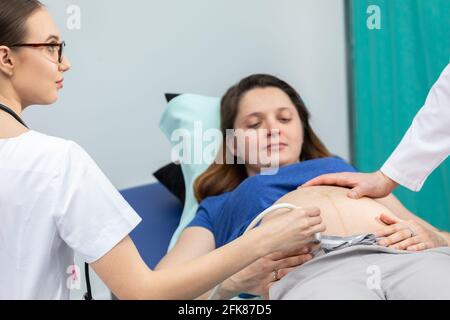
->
[90,207,324,299]
[155,227,237,300]
[304,63,450,197]
[156,225,314,300]
[90,233,264,300]
[380,63,450,192]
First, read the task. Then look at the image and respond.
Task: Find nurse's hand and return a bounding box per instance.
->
[302,171,398,199]
[223,247,313,299]
[375,214,448,251]
[258,206,326,255]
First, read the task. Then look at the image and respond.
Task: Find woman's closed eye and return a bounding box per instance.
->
[248,122,261,129]
[278,109,293,123]
[279,117,291,123]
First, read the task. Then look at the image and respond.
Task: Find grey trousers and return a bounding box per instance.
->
[270,245,450,300]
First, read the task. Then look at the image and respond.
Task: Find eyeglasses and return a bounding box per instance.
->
[10,41,66,64]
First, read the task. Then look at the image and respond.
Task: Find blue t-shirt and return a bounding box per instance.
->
[187,157,356,248]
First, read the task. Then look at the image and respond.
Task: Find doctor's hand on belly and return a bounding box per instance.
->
[375,213,448,251]
[303,171,397,199]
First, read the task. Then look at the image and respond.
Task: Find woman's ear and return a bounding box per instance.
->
[0,46,15,76]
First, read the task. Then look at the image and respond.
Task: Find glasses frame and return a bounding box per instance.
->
[10,41,66,64]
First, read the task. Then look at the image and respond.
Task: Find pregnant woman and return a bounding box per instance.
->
[156,74,450,300]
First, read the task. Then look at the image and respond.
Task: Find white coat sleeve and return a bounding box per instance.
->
[381,63,450,191]
[54,142,142,263]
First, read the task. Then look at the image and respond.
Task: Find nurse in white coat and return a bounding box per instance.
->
[0,1,324,300]
[305,63,450,199]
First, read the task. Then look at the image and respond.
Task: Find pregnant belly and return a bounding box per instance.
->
[272,186,397,237]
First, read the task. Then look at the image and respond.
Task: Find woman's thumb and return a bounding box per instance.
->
[379,213,400,225]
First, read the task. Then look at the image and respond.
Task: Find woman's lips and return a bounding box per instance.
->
[265,143,287,151]
[56,79,64,89]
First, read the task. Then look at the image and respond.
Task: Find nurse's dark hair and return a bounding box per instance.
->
[0,0,44,47]
[194,74,331,202]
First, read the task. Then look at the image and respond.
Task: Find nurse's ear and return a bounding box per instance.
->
[0,46,15,77]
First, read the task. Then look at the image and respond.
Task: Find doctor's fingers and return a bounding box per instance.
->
[302,215,323,227]
[302,172,359,188]
[299,206,321,217]
[311,220,326,233]
[301,223,326,243]
[279,208,322,229]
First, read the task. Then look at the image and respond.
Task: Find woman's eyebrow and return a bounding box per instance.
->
[45,35,60,42]
[244,112,263,119]
[245,107,291,119]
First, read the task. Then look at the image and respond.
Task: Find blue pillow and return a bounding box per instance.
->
[159,94,221,249]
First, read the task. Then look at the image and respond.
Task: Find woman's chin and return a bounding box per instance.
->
[270,153,298,167]
[258,159,295,170]
[39,94,59,105]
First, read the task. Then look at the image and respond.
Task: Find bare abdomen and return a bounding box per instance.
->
[272,186,397,237]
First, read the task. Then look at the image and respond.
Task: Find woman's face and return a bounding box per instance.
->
[10,8,71,107]
[231,87,304,176]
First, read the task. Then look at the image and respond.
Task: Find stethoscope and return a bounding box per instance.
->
[0,103,27,128]
[0,103,93,300]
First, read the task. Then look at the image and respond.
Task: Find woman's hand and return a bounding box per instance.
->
[223,247,313,299]
[375,214,448,251]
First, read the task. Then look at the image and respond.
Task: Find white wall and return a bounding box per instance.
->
[28,0,349,300]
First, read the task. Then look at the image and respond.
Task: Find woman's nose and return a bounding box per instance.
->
[59,55,72,72]
[265,119,280,137]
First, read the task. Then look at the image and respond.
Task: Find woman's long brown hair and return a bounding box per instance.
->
[194,74,331,203]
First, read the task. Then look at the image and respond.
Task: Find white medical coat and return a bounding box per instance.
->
[381,63,450,191]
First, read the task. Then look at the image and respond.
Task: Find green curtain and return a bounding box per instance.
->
[349,0,450,230]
